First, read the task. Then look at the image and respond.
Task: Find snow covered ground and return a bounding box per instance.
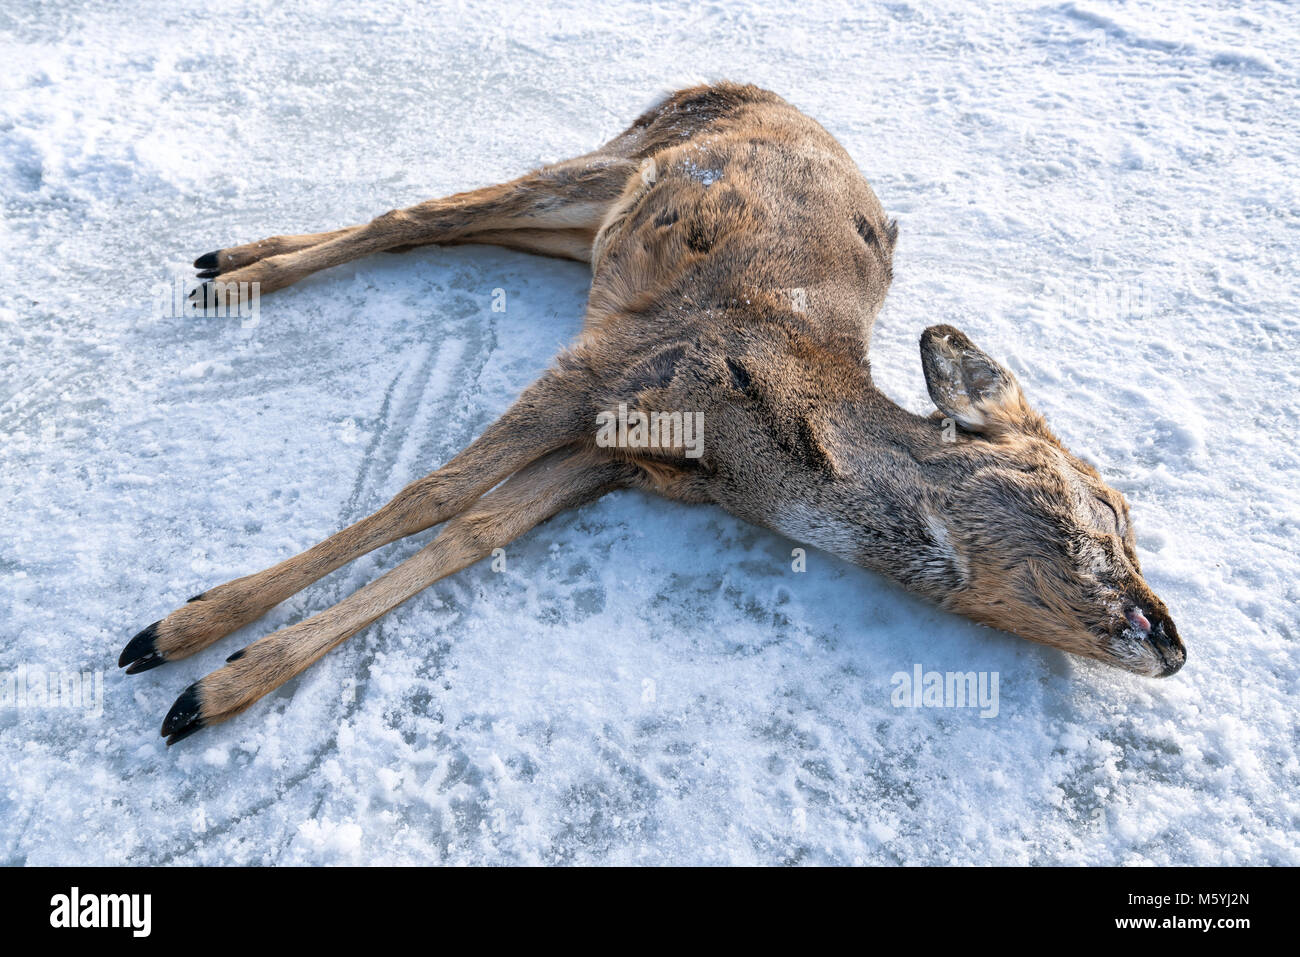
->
[1,0,1297,865]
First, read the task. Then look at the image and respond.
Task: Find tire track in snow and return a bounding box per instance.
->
[143,316,485,864]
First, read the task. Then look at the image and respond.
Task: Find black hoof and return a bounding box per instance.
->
[193,250,221,270]
[196,268,220,280]
[188,281,213,308]
[119,621,165,673]
[165,723,205,746]
[162,684,205,745]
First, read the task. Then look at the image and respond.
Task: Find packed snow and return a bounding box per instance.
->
[0,0,1297,865]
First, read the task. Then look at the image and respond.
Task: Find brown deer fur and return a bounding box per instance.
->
[120,83,1186,746]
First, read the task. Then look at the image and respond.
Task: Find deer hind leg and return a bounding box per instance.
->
[119,369,596,674]
[445,227,597,262]
[193,227,360,276]
[158,447,634,744]
[190,155,635,300]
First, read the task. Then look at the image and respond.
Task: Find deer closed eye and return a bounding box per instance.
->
[1093,497,1123,537]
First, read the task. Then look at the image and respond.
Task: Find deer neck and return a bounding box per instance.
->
[756,389,970,601]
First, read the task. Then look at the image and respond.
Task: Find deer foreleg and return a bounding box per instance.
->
[120,369,597,672]
[157,447,633,744]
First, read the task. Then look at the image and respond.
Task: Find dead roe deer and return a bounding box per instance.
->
[121,83,1185,745]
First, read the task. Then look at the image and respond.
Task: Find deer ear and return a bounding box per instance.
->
[919,324,1033,436]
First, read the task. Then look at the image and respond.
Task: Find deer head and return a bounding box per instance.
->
[918,324,1185,677]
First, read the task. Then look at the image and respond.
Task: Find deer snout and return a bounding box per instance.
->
[1154,616,1185,676]
[1148,614,1186,677]
[1123,602,1186,677]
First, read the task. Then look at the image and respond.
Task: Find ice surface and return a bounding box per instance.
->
[0,0,1297,865]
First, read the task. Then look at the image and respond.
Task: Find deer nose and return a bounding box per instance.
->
[1148,615,1186,677]
[1125,602,1185,677]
